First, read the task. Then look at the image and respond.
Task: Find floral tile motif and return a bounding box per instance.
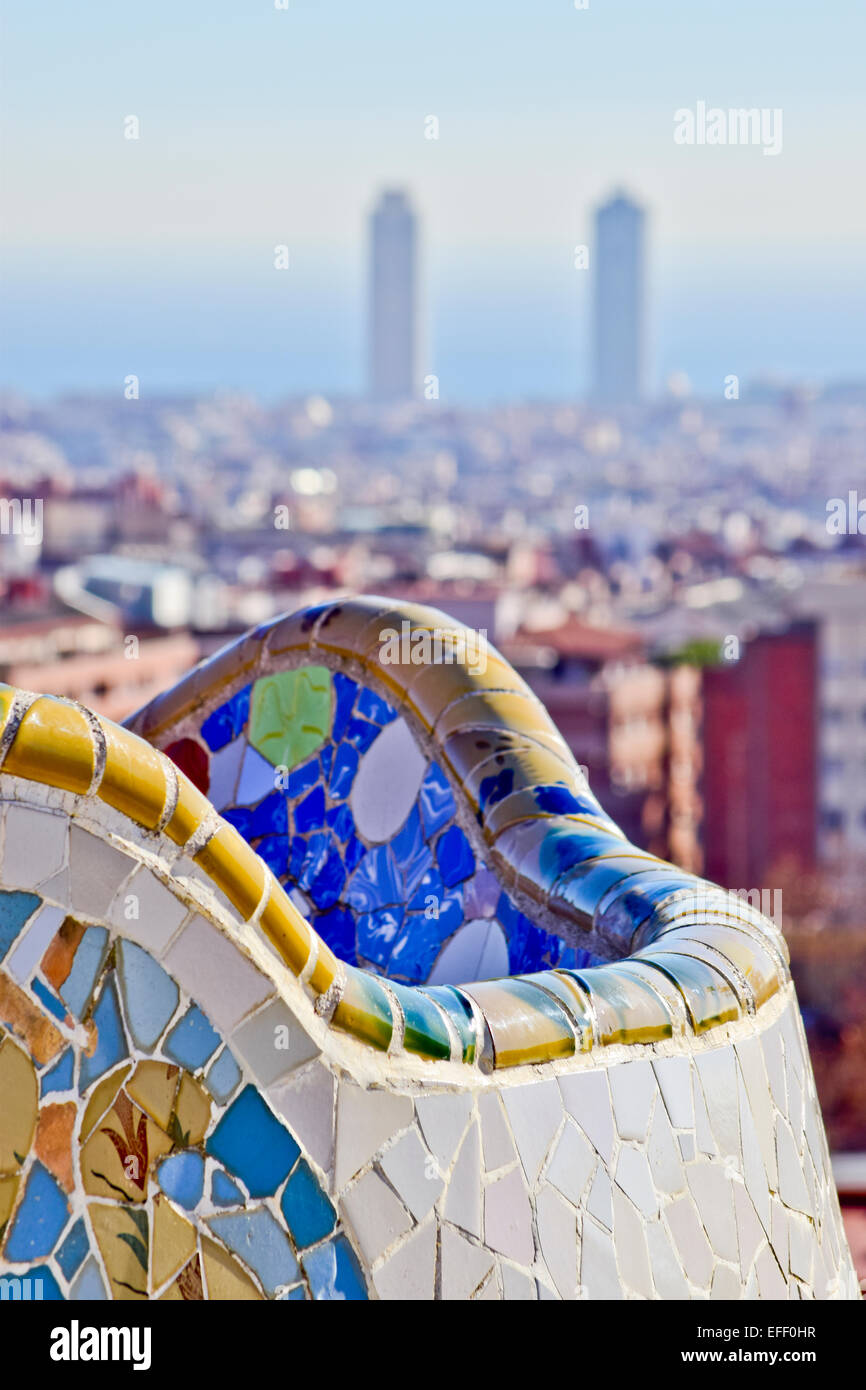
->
[0,900,368,1301]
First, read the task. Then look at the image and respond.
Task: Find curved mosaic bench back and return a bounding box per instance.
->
[0,597,858,1300]
[152,664,606,987]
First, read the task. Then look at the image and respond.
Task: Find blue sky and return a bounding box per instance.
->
[2,0,865,399]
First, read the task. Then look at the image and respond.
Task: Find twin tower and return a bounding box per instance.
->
[367,188,646,406]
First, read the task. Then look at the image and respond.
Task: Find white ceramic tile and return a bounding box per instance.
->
[771,1198,789,1275]
[478,1092,517,1172]
[737,1071,772,1235]
[536,1184,579,1299]
[646,1219,691,1298]
[760,1016,788,1114]
[546,1119,596,1208]
[615,1146,658,1220]
[415,1091,472,1170]
[692,1073,718,1157]
[608,1059,656,1142]
[647,1103,685,1197]
[3,806,67,889]
[501,1078,562,1188]
[580,1216,623,1300]
[334,1080,413,1190]
[110,865,189,955]
[558,1069,615,1163]
[695,1048,740,1160]
[443,1119,482,1238]
[710,1264,742,1300]
[342,1169,412,1264]
[427,919,508,986]
[69,826,136,919]
[483,1167,534,1264]
[163,914,274,1034]
[665,1196,714,1289]
[586,1166,613,1230]
[612,1185,653,1298]
[5,903,65,984]
[733,1181,765,1282]
[776,1116,813,1217]
[380,1127,443,1223]
[231,997,318,1086]
[439,1223,495,1300]
[501,1264,537,1300]
[685,1162,738,1263]
[235,744,278,807]
[735,1036,778,1188]
[205,736,245,809]
[652,1055,694,1130]
[372,1220,437,1301]
[268,1061,335,1179]
[754,1244,788,1299]
[350,717,426,844]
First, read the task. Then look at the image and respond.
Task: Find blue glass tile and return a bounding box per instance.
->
[257,834,289,878]
[280,1159,337,1248]
[287,757,320,799]
[286,836,307,883]
[60,926,109,1020]
[212,1169,245,1207]
[205,1048,242,1103]
[201,685,251,752]
[388,907,458,983]
[319,745,334,778]
[116,940,179,1050]
[344,834,365,873]
[32,977,67,1021]
[158,1151,205,1209]
[331,672,358,743]
[206,1086,299,1197]
[16,1265,63,1300]
[437,825,475,888]
[4,1162,69,1260]
[165,1006,221,1070]
[284,1284,308,1300]
[356,686,396,725]
[325,802,355,843]
[419,764,456,837]
[392,806,434,898]
[41,1047,74,1096]
[345,846,401,912]
[250,791,289,838]
[478,766,514,809]
[357,907,404,970]
[297,830,334,892]
[343,717,379,754]
[409,865,444,912]
[295,785,326,833]
[308,849,346,911]
[79,975,126,1091]
[302,1234,368,1300]
[222,806,256,839]
[314,907,357,966]
[329,742,359,800]
[534,783,598,817]
[0,889,41,962]
[56,1218,89,1281]
[208,1208,299,1295]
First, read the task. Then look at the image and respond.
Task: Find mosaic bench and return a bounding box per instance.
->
[0,595,858,1300]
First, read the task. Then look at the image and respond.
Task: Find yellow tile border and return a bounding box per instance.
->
[0,597,790,1071]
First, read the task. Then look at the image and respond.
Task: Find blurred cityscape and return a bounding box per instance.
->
[3,185,866,1274]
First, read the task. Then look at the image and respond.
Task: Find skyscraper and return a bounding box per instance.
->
[592,191,646,405]
[368,189,417,401]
